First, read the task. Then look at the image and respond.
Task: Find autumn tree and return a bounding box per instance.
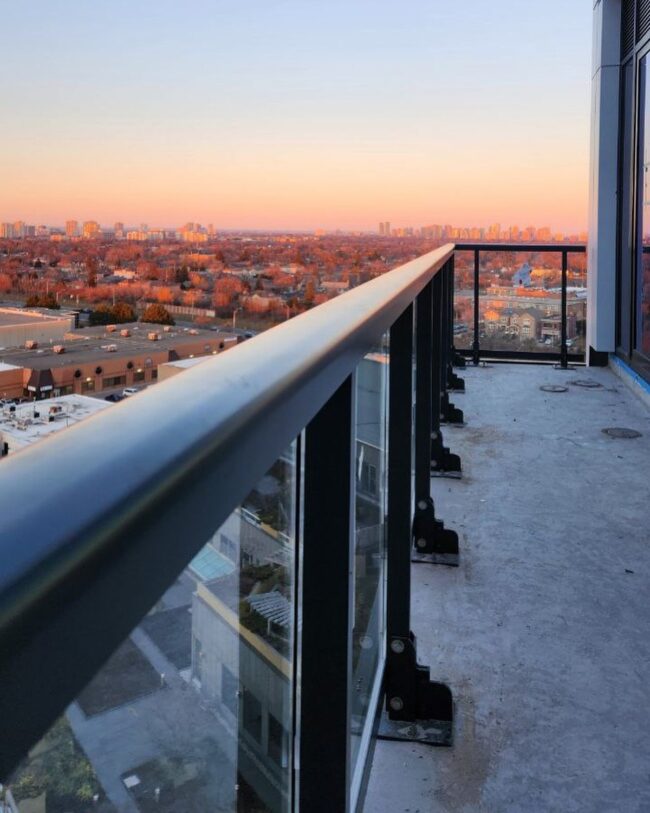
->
[141,303,175,325]
[86,256,98,288]
[111,302,137,323]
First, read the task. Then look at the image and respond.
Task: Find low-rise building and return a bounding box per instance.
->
[0,394,110,456]
[0,324,238,399]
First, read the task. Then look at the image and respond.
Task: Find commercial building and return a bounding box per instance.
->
[0,324,238,400]
[0,394,110,456]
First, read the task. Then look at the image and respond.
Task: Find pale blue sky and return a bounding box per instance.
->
[0,1,592,231]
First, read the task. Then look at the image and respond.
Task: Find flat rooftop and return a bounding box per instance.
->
[0,307,72,326]
[0,394,111,452]
[365,362,650,812]
[0,324,237,370]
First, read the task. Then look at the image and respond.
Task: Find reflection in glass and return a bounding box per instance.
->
[350,340,389,786]
[6,448,296,813]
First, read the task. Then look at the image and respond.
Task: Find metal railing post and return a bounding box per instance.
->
[444,258,465,390]
[472,248,480,365]
[440,260,465,425]
[379,298,454,748]
[449,253,466,369]
[299,377,354,812]
[560,250,568,369]
[412,277,459,564]
[430,271,461,476]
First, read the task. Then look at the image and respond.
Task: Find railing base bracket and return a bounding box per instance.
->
[430,430,462,477]
[447,372,465,392]
[381,632,453,747]
[452,352,466,368]
[412,497,460,563]
[440,394,464,424]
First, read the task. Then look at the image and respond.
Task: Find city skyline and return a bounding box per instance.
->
[0,217,588,242]
[0,1,591,233]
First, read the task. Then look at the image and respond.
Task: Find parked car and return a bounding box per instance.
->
[122,387,140,398]
[104,393,124,402]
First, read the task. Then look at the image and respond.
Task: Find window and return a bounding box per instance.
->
[268,714,288,767]
[359,460,377,495]
[636,55,650,358]
[619,59,635,354]
[242,689,262,742]
[220,533,236,561]
[102,375,126,389]
[133,370,145,382]
[151,369,158,380]
[221,664,238,716]
[81,378,95,392]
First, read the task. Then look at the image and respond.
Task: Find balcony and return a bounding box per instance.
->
[0,245,648,812]
[366,360,650,811]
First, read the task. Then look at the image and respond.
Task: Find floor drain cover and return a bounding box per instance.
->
[602,427,642,439]
[569,379,603,389]
[540,385,568,393]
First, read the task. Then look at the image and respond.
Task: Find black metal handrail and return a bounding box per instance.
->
[0,244,456,800]
[455,242,587,367]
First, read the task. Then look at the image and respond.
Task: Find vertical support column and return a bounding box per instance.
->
[431,271,461,477]
[441,261,465,425]
[386,304,414,641]
[472,249,480,366]
[414,281,433,506]
[299,377,354,812]
[379,300,454,747]
[560,250,568,369]
[445,259,465,390]
[450,253,466,369]
[412,274,459,564]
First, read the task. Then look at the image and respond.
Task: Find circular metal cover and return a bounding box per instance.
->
[569,379,603,389]
[602,427,642,439]
[540,385,568,393]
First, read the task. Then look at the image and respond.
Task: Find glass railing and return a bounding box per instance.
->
[454,243,587,365]
[0,245,462,812]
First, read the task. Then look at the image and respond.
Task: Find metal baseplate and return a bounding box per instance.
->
[440,393,464,425]
[452,351,466,368]
[378,632,453,747]
[411,496,459,566]
[430,430,461,479]
[447,369,465,392]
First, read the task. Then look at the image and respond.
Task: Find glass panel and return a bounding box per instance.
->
[568,252,588,355]
[469,249,569,354]
[452,250,474,351]
[637,56,650,358]
[6,448,297,813]
[350,337,389,790]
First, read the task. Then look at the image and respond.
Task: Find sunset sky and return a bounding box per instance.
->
[0,1,591,232]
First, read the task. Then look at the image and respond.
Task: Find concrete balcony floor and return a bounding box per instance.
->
[365,362,650,813]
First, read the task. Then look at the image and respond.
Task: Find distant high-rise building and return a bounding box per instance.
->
[65,220,78,237]
[36,225,49,237]
[1,223,14,238]
[114,222,124,236]
[13,221,26,238]
[537,226,552,241]
[385,221,391,236]
[82,220,101,239]
[378,222,385,235]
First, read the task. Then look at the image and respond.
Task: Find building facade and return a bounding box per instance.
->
[590,0,650,387]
